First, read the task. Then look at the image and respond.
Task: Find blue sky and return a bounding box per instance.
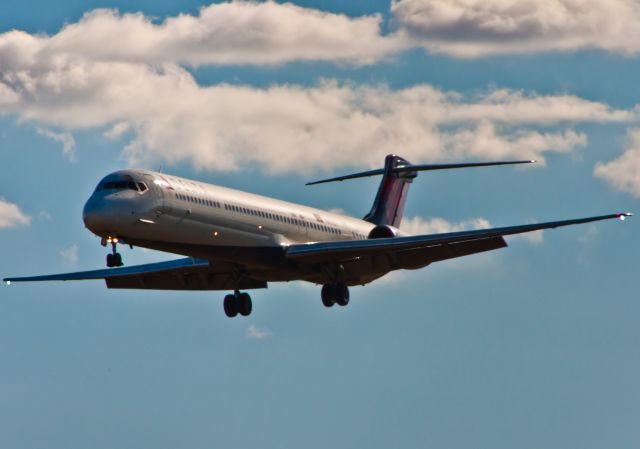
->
[0,1,638,448]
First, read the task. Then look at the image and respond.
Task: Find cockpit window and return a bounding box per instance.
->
[96,180,147,192]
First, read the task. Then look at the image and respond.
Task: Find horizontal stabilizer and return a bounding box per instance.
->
[307,160,535,185]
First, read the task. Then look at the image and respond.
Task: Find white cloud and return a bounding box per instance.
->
[401,215,544,244]
[104,121,131,140]
[0,52,633,173]
[60,244,79,264]
[0,198,30,229]
[401,216,491,234]
[36,128,76,162]
[1,3,399,68]
[38,210,52,221]
[0,3,637,173]
[0,0,638,97]
[518,230,544,245]
[594,128,640,197]
[246,324,272,340]
[392,0,640,58]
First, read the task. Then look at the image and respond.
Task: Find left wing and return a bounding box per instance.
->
[286,213,632,264]
[4,258,267,291]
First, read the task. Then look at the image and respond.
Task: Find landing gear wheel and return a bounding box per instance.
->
[322,283,350,308]
[106,240,124,267]
[237,292,253,316]
[223,294,238,318]
[336,283,350,306]
[321,283,336,308]
[106,252,123,267]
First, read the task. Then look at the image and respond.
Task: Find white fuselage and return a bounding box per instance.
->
[83,169,379,257]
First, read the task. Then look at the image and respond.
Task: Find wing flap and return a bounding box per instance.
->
[105,274,266,291]
[286,213,631,264]
[394,236,508,268]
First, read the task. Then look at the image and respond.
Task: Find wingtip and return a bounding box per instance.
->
[618,212,633,220]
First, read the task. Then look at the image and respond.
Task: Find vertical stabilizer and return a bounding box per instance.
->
[363,155,416,227]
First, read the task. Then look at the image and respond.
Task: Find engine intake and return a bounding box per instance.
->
[367,225,399,239]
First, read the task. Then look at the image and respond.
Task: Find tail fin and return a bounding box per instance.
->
[363,155,415,227]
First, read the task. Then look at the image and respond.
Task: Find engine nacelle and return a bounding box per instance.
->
[367,224,401,239]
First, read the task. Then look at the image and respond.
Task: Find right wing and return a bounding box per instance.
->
[286,213,632,264]
[4,258,267,291]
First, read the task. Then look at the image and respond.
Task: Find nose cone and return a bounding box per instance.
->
[83,196,113,236]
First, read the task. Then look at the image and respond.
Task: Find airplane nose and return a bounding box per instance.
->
[83,197,112,234]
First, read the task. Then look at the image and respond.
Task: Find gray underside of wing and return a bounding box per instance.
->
[4,258,267,291]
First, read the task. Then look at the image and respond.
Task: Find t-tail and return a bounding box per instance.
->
[363,155,415,227]
[307,155,537,227]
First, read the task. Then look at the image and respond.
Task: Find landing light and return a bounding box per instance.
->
[213,231,219,237]
[5,281,10,285]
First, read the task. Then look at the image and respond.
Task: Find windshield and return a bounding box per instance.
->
[95,176,148,193]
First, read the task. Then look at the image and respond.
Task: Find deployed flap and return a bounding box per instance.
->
[4,258,267,291]
[285,213,631,264]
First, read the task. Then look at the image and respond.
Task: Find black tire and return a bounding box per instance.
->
[336,284,350,307]
[106,253,114,267]
[237,292,252,316]
[114,253,123,267]
[321,283,335,307]
[223,294,238,318]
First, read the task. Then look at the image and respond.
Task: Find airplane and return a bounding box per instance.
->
[3,154,632,317]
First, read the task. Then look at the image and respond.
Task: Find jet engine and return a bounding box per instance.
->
[367,224,400,239]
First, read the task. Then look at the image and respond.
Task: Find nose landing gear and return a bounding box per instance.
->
[104,237,124,268]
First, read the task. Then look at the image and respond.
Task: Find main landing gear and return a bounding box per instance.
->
[105,238,123,268]
[321,283,350,308]
[223,290,253,318]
